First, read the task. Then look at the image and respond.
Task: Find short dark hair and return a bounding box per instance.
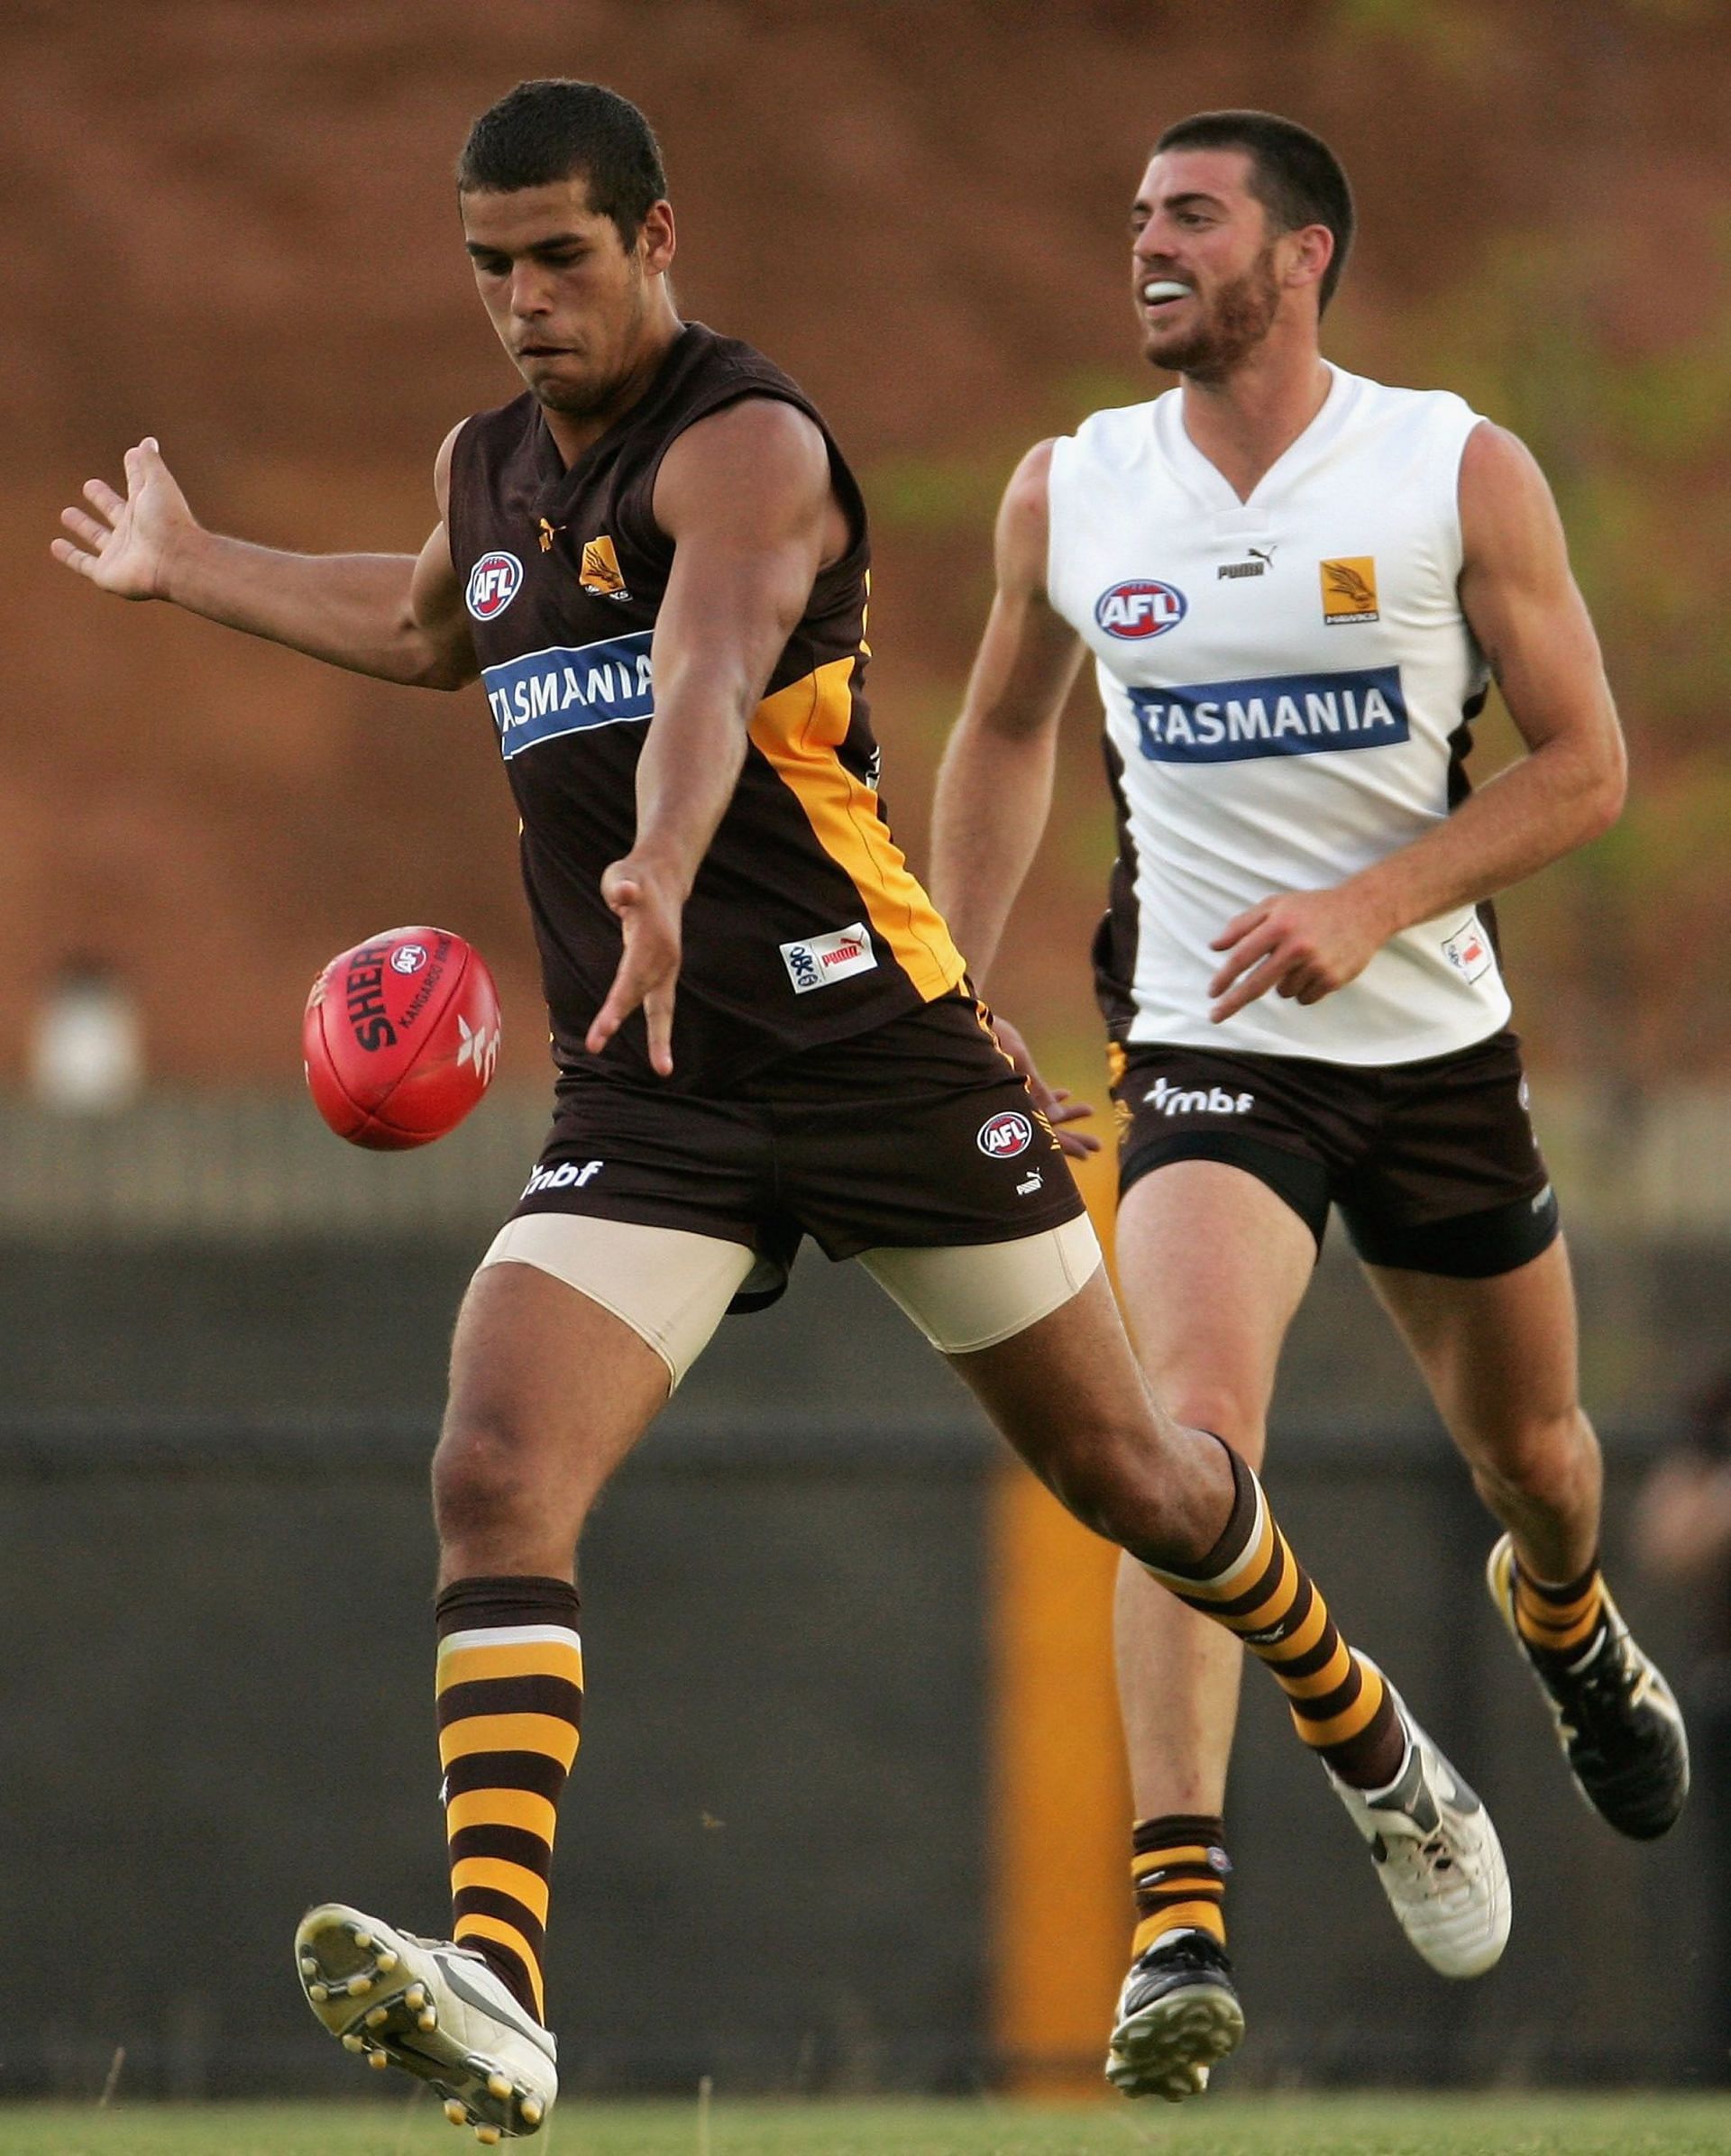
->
[457,80,667,247]
[1154,110,1354,313]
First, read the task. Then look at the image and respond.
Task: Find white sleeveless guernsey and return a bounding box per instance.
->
[1047,363,1510,1066]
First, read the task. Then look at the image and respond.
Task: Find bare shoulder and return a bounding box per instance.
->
[1459,421,1561,539]
[658,395,829,500]
[996,439,1060,584]
[1003,438,1058,520]
[433,420,467,518]
[1456,416,1607,726]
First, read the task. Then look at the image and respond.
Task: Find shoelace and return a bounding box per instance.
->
[1559,1634,1654,1749]
[1374,1791,1481,1903]
[1388,1825,1474,1902]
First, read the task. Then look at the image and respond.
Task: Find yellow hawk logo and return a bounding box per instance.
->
[579,534,630,600]
[1321,556,1378,622]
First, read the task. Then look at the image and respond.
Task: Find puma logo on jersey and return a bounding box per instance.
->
[1219,545,1276,581]
[1321,556,1379,623]
[579,534,631,601]
[780,924,876,994]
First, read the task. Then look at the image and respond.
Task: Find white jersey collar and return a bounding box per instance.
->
[1155,361,1361,519]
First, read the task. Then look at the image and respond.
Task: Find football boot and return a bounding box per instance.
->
[1105,1927,1244,2100]
[1324,1664,1510,1978]
[1487,1534,1689,1840]
[295,1903,555,2142]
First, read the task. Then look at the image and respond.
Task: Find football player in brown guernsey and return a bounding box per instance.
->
[55,81,1507,2138]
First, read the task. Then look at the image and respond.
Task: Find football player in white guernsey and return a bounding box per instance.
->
[931,109,1688,2102]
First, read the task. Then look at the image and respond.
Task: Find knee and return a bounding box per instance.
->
[1161,1386,1268,1471]
[433,1412,552,1552]
[1040,1416,1188,1562]
[1470,1407,1598,1507]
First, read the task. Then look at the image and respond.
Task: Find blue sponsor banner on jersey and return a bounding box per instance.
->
[1128,665,1408,763]
[482,632,655,759]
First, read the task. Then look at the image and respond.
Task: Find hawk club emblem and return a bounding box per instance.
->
[1321,556,1379,624]
[579,534,631,602]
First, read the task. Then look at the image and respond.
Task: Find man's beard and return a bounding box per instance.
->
[534,370,613,418]
[1146,247,1281,382]
[530,277,648,417]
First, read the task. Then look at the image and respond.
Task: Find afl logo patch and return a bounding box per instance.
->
[1096,580,1187,640]
[978,1110,1034,1160]
[466,551,523,621]
[390,945,428,976]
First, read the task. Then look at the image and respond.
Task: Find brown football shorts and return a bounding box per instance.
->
[1111,1028,1559,1278]
[512,991,1087,1311]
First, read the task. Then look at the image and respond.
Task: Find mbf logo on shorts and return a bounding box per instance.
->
[522,1158,603,1199]
[978,1110,1033,1159]
[466,551,524,621]
[390,945,427,975]
[1144,1076,1254,1117]
[779,924,876,994]
[1095,580,1187,640]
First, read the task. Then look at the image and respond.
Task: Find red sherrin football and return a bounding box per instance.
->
[303,926,500,1150]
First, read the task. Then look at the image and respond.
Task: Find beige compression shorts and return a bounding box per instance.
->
[478,1210,1104,1389]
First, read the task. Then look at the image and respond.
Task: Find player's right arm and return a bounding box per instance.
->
[930,440,1086,983]
[51,429,478,690]
[930,441,1097,1153]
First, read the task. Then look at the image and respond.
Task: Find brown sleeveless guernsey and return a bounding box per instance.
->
[446,323,966,1093]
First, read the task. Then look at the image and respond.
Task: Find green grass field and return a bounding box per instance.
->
[5,2097,1731,2156]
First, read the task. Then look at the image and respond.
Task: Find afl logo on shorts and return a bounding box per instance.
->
[977,1110,1034,1160]
[1095,580,1187,640]
[466,551,523,621]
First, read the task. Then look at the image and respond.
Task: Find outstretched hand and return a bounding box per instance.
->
[586,857,682,1076]
[51,437,195,600]
[988,1012,1100,1159]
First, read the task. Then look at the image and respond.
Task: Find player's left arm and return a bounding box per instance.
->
[1208,423,1626,1022]
[584,396,835,1074]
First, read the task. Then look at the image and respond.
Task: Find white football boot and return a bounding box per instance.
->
[1324,1664,1510,1978]
[295,1903,556,2142]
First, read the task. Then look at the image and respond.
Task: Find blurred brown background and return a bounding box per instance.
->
[8,0,1729,1093]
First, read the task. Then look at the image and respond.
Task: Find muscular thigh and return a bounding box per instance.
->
[1115,1159,1317,1453]
[445,1257,674,1484]
[1364,1233,1582,1456]
[442,1221,749,1542]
